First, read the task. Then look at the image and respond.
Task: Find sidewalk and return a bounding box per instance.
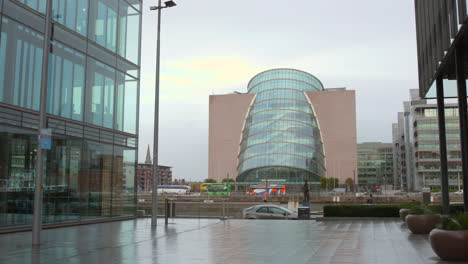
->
[0,218,456,264]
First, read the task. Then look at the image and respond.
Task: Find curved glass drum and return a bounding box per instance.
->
[237,69,326,182]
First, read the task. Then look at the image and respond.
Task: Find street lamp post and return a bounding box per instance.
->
[32,0,53,246]
[149,0,177,227]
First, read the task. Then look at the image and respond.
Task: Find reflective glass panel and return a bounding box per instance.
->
[47,41,85,121]
[17,0,46,13]
[0,17,43,111]
[80,141,113,220]
[116,72,137,134]
[112,146,136,216]
[43,136,82,223]
[85,58,115,129]
[118,0,140,64]
[52,0,88,36]
[0,126,37,228]
[89,0,118,52]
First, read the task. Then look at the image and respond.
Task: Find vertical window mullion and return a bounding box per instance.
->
[15,38,24,106]
[74,0,79,33]
[69,61,76,119]
[29,42,36,109]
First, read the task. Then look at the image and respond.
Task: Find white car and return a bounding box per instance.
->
[243,205,298,220]
[454,190,464,195]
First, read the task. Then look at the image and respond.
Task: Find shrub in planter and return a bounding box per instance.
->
[428,203,464,215]
[405,205,441,234]
[430,213,468,261]
[399,201,421,222]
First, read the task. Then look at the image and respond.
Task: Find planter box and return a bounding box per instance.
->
[399,209,410,222]
[405,214,441,234]
[429,229,468,261]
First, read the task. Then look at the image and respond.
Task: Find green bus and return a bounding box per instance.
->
[205,183,231,196]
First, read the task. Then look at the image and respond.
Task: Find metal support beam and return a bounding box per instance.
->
[455,47,468,212]
[436,77,450,215]
[32,0,52,246]
[151,0,162,227]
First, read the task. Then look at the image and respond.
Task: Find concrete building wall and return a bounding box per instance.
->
[305,90,357,184]
[208,94,255,182]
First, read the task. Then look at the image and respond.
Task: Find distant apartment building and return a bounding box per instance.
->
[357,143,393,189]
[137,146,172,192]
[209,68,357,184]
[392,90,462,191]
[136,164,173,192]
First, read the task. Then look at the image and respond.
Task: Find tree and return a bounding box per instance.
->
[320,178,328,189]
[327,178,339,189]
[222,178,235,183]
[204,179,217,183]
[345,178,354,192]
[190,182,202,192]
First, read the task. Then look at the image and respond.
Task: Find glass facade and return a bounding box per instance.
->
[357,143,394,188]
[237,69,325,183]
[0,0,141,230]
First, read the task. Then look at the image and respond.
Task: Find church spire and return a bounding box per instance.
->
[145,145,152,164]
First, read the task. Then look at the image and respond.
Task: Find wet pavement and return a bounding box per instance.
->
[0,218,459,264]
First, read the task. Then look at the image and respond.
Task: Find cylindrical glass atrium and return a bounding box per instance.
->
[237,69,326,182]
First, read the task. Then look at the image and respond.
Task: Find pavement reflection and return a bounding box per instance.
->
[0,218,460,264]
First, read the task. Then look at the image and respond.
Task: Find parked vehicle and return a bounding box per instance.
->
[330,188,346,193]
[205,183,231,196]
[247,184,286,196]
[156,185,191,195]
[394,191,408,196]
[242,205,297,220]
[454,190,464,195]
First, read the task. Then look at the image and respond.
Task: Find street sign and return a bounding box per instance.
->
[40,128,52,150]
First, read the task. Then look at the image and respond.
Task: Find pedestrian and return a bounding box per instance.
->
[368,193,374,204]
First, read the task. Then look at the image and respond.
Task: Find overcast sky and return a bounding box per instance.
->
[138,0,419,181]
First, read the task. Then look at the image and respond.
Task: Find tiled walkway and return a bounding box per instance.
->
[0,218,458,264]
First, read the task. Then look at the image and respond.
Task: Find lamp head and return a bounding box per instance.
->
[165,1,176,7]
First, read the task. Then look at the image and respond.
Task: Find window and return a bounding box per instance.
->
[256,207,268,213]
[17,0,46,13]
[115,71,137,134]
[112,146,136,216]
[0,18,43,111]
[89,0,118,52]
[424,109,437,117]
[52,0,88,36]
[269,207,286,215]
[47,41,85,121]
[85,58,115,129]
[80,141,114,219]
[0,126,37,228]
[118,0,140,64]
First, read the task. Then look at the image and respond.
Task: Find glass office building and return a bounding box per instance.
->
[237,69,326,182]
[0,0,141,230]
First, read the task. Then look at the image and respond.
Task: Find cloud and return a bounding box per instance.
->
[139,56,263,105]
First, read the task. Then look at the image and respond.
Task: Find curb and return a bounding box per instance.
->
[315,217,400,221]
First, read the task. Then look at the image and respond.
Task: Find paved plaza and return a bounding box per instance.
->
[0,218,459,264]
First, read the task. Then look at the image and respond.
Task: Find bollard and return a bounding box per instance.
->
[422,187,431,205]
[221,199,226,219]
[171,202,176,218]
[165,198,169,225]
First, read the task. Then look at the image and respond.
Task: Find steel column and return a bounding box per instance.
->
[455,47,468,212]
[436,77,450,215]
